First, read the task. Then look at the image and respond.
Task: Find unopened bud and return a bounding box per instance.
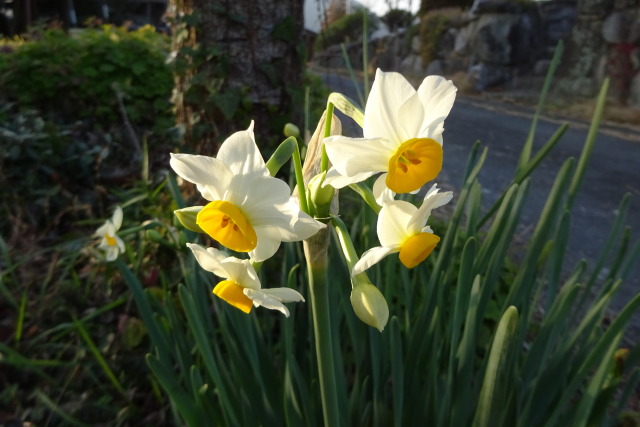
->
[307,171,335,210]
[350,278,389,332]
[174,206,205,233]
[283,123,300,138]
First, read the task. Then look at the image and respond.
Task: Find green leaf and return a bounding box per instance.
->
[473,306,519,427]
[266,137,297,176]
[328,92,364,128]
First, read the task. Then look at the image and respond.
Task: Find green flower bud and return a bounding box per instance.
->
[307,171,335,210]
[350,278,389,332]
[174,206,205,233]
[283,123,300,138]
[145,229,164,242]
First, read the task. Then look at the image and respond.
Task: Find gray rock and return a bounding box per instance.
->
[471,63,512,90]
[400,54,424,75]
[473,13,520,65]
[629,71,640,107]
[426,59,444,76]
[602,12,625,43]
[411,35,420,55]
[534,59,551,75]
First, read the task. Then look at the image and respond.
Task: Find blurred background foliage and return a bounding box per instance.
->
[0,1,639,425]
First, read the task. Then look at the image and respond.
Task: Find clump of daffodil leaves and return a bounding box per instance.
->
[169,69,457,329]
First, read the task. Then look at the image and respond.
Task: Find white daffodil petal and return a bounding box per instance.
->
[111,206,123,230]
[397,92,425,138]
[220,258,261,290]
[106,247,119,262]
[364,69,416,142]
[417,76,457,137]
[95,221,114,238]
[378,200,417,246]
[324,168,377,190]
[169,153,232,201]
[259,288,305,303]
[324,135,391,176]
[373,174,395,205]
[408,188,453,231]
[279,214,326,241]
[244,289,291,317]
[352,246,396,276]
[241,176,296,220]
[115,235,125,253]
[187,243,230,277]
[216,121,269,177]
[250,228,283,263]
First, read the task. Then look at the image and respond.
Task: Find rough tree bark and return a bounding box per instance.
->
[169,0,305,152]
[556,0,614,97]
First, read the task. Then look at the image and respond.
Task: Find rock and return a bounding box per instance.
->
[437,28,458,60]
[470,63,512,91]
[400,54,424,75]
[630,16,640,44]
[473,13,521,65]
[425,59,444,76]
[602,12,626,43]
[534,59,551,75]
[470,10,543,66]
[454,24,474,55]
[537,1,577,44]
[411,35,420,54]
[629,71,640,107]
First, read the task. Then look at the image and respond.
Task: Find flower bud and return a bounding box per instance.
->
[307,171,335,210]
[174,206,205,233]
[350,279,389,332]
[283,123,300,138]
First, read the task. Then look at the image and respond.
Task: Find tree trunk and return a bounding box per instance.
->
[169,0,305,153]
[556,0,613,98]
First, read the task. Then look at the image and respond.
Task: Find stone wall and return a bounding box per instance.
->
[312,0,640,107]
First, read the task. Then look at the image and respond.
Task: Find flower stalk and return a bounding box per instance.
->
[304,228,340,426]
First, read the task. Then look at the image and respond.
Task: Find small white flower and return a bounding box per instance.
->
[170,121,325,262]
[187,243,304,316]
[352,185,453,275]
[324,69,457,197]
[96,206,125,262]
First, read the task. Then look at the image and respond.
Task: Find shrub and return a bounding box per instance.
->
[314,9,379,52]
[0,25,173,132]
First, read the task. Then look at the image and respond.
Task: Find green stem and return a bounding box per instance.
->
[332,215,370,286]
[321,103,334,173]
[304,229,340,427]
[348,183,381,214]
[331,216,359,272]
[291,138,310,215]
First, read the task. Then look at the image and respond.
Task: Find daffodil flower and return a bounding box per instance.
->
[96,206,125,261]
[187,243,304,316]
[324,69,457,197]
[352,185,453,275]
[170,122,325,262]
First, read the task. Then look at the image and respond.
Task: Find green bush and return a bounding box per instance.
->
[314,9,379,52]
[0,25,173,131]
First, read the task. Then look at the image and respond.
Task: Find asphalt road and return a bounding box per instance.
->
[319,71,640,338]
[444,97,640,316]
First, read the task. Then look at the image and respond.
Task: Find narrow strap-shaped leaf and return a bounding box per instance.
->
[339,44,365,108]
[473,306,519,427]
[266,136,297,177]
[146,354,202,426]
[567,78,609,207]
[516,40,564,171]
[390,317,404,427]
[328,92,365,128]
